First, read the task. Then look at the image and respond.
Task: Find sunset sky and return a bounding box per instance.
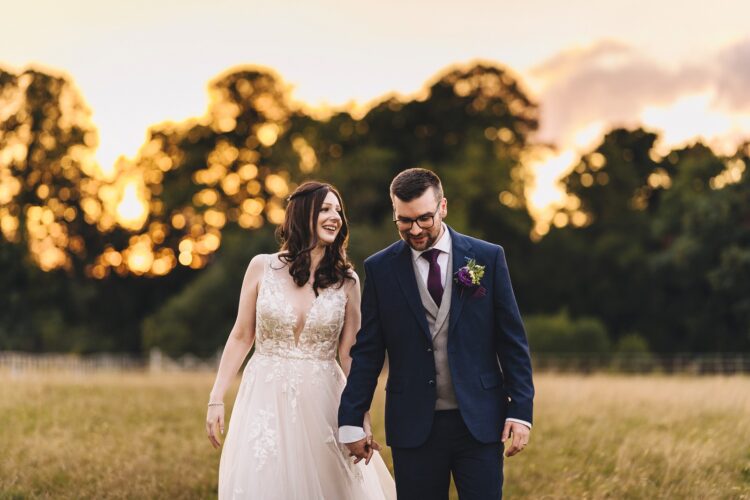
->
[4,0,750,215]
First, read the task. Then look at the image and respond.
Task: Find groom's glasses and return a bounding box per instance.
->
[393,201,441,231]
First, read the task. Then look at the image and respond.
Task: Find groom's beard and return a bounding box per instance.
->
[401,229,439,251]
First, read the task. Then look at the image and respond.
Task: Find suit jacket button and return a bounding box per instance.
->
[428,379,435,386]
[427,347,433,352]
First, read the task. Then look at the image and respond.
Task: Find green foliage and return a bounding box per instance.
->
[533,130,750,352]
[142,227,277,356]
[142,266,231,357]
[615,333,651,354]
[525,310,611,354]
[533,129,661,339]
[0,69,135,275]
[4,63,750,354]
[136,63,543,355]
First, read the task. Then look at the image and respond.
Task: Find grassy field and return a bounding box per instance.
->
[1,372,749,499]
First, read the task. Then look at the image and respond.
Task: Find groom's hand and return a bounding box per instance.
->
[345,438,369,463]
[345,437,382,465]
[502,421,530,457]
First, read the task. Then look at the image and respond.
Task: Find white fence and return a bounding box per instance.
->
[2,350,750,375]
[532,353,750,374]
[0,349,220,374]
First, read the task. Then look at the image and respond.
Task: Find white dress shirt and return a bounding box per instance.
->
[410,223,452,288]
[339,225,530,444]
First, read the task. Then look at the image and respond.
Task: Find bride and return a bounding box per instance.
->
[206,181,396,499]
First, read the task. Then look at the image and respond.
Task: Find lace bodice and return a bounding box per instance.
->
[254,255,348,360]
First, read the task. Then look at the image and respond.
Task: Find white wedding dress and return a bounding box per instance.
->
[219,255,396,499]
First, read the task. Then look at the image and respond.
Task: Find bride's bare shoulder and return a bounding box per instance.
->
[346,268,360,284]
[343,269,361,296]
[244,253,274,279]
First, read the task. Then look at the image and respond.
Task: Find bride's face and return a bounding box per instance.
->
[315,191,343,246]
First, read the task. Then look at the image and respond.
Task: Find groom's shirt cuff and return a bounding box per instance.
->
[338,425,366,443]
[506,418,532,429]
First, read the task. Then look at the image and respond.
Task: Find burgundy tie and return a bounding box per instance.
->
[421,249,443,307]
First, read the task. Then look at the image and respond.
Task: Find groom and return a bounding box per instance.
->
[339,168,534,499]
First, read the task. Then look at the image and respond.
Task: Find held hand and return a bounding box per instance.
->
[345,437,382,465]
[362,412,381,465]
[206,403,225,449]
[345,438,369,463]
[502,421,530,457]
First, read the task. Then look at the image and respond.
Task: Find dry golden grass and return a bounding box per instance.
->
[1,372,749,499]
[0,372,218,499]
[504,375,750,499]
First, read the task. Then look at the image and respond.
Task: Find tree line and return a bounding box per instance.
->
[1,63,748,355]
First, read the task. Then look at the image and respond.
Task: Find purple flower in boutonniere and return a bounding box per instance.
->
[454,258,487,298]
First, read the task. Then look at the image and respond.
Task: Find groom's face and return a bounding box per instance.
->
[392,187,447,251]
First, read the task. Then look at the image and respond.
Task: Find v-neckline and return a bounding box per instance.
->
[288,291,322,346]
[265,258,324,347]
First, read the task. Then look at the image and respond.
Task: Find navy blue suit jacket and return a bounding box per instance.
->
[339,227,535,448]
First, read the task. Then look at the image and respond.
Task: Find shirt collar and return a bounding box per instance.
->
[410,223,451,262]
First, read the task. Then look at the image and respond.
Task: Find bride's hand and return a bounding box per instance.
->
[206,402,225,449]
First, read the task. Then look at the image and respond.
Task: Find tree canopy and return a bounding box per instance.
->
[2,63,748,354]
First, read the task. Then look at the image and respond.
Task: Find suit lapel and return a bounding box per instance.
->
[448,228,474,338]
[393,242,432,342]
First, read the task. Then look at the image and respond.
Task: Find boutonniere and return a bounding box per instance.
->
[454,258,487,298]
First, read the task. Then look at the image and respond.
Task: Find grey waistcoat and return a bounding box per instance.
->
[413,250,458,410]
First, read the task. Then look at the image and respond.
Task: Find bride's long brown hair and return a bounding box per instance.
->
[275,181,354,295]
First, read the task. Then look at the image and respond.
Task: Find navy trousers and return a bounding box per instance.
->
[390,410,504,500]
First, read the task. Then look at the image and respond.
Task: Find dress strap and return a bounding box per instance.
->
[263,253,282,288]
[255,253,273,294]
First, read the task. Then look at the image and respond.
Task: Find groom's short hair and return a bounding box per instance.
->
[390,168,443,202]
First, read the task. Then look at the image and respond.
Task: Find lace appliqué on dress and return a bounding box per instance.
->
[248,255,348,420]
[247,409,278,471]
[254,255,348,362]
[326,426,364,484]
